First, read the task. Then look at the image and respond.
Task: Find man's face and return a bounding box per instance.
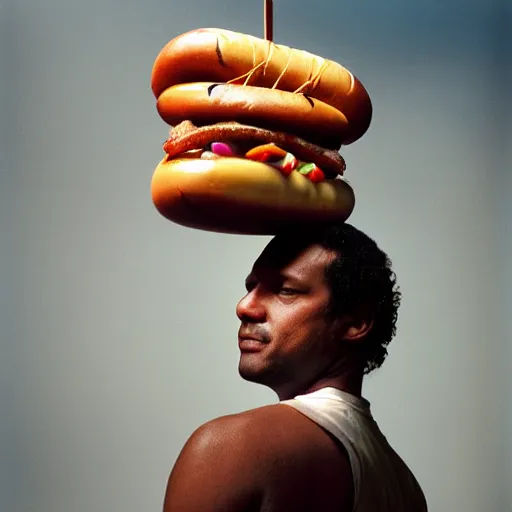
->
[236,239,341,399]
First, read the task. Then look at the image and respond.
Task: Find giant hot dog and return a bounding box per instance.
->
[150,28,372,235]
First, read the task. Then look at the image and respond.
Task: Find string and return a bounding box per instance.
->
[264,0,273,42]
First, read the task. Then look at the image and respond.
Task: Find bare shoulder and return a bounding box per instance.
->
[163,404,353,512]
[163,410,265,512]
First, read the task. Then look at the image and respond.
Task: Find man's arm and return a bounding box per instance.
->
[163,415,264,512]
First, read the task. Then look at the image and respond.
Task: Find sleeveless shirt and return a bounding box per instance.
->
[280,387,428,511]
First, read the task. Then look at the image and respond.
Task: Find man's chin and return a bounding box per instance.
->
[238,362,264,384]
[238,356,283,388]
[238,356,271,384]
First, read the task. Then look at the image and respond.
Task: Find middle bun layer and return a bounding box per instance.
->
[156,82,349,150]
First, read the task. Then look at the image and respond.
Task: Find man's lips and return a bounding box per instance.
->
[238,335,269,352]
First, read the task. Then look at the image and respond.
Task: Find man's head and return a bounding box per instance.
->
[235,223,401,399]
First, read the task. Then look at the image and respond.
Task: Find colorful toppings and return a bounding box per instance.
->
[200,151,217,159]
[210,142,235,157]
[185,140,327,181]
[163,122,346,178]
[245,143,287,162]
[244,145,299,176]
[274,153,299,176]
[297,162,325,182]
[206,141,321,181]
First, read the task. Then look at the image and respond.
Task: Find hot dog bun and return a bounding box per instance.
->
[151,157,355,235]
[151,28,372,144]
[156,82,349,150]
[149,28,371,235]
[152,28,371,145]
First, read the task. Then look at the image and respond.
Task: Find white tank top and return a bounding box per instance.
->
[280,387,428,512]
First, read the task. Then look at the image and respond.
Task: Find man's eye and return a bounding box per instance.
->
[279,287,299,295]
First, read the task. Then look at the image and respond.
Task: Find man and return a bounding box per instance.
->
[163,223,428,511]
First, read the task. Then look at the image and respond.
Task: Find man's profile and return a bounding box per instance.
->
[163,223,428,511]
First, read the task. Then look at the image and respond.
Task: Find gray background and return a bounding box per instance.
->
[1,0,510,510]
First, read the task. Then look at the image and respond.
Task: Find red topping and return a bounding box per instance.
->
[277,153,299,176]
[308,166,326,182]
[245,143,287,162]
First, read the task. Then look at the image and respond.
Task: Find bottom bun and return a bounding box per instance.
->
[150,156,355,235]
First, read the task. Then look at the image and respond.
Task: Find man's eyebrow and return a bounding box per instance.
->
[273,271,309,288]
[245,267,308,287]
[279,269,307,283]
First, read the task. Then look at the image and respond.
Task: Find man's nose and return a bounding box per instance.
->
[236,289,266,322]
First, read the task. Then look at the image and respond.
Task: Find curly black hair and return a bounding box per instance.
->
[273,222,401,374]
[319,223,401,374]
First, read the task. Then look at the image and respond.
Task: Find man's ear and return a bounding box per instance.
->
[338,307,374,343]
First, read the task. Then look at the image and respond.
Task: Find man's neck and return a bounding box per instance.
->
[302,374,363,398]
[275,374,363,401]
